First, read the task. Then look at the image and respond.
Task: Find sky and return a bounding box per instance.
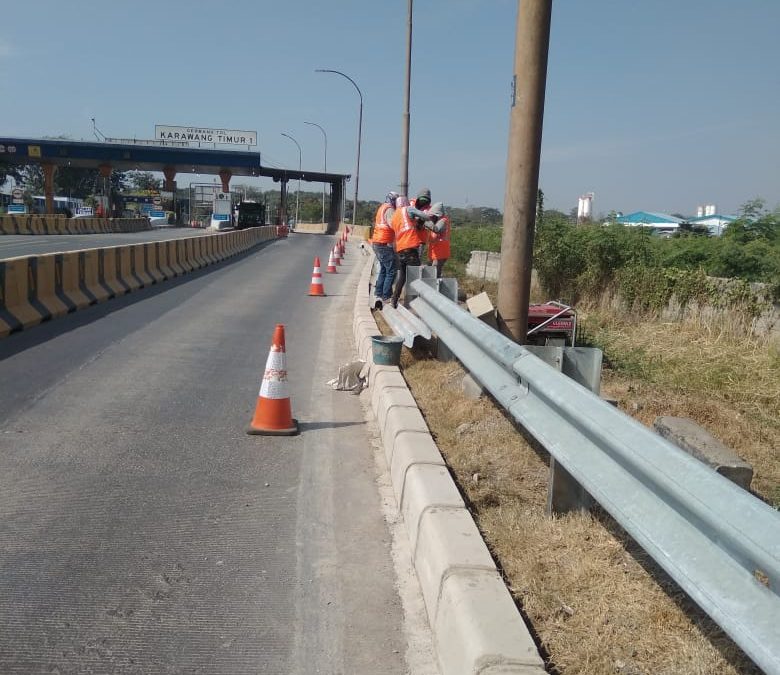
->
[1,0,779,216]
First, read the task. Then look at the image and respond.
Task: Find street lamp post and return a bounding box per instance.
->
[281,132,301,227]
[304,121,327,224]
[315,69,362,225]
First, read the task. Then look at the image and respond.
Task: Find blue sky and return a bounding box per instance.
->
[1,1,778,216]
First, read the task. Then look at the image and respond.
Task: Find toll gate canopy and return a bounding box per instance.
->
[0,136,349,228]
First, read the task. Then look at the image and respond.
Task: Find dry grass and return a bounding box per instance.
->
[396,352,763,674]
[579,308,780,506]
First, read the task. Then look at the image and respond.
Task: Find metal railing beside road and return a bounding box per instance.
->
[409,279,780,675]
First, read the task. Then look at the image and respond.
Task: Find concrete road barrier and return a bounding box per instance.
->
[352,251,546,675]
[0,258,44,333]
[0,226,278,338]
[0,215,151,235]
[59,251,92,311]
[34,254,70,320]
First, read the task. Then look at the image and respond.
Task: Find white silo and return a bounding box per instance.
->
[577,192,593,222]
[696,205,704,217]
[582,193,593,219]
[706,204,717,216]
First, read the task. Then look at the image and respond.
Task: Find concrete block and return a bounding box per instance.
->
[401,465,465,556]
[390,432,446,508]
[356,307,374,322]
[383,406,429,465]
[371,383,412,429]
[435,570,546,675]
[462,373,485,400]
[368,366,405,396]
[653,416,753,490]
[466,292,498,329]
[374,387,418,433]
[359,334,375,362]
[414,506,496,624]
[355,318,376,338]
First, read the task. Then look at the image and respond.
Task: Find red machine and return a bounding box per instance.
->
[526,301,576,346]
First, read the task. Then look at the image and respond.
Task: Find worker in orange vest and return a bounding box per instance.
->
[426,202,451,278]
[371,191,399,304]
[410,187,431,211]
[389,197,442,308]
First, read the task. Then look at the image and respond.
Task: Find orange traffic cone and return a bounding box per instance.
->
[308,256,326,296]
[326,250,338,273]
[339,239,346,257]
[247,324,299,436]
[332,244,342,266]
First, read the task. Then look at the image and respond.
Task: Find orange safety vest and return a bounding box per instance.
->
[371,203,394,244]
[428,215,451,261]
[391,207,424,252]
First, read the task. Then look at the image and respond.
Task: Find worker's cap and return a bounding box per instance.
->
[385,191,400,204]
[415,188,431,207]
[428,201,444,217]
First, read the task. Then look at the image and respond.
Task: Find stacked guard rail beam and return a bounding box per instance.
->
[409,278,780,675]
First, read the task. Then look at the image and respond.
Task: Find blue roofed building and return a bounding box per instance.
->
[615,211,683,233]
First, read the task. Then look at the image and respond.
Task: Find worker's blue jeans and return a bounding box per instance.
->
[373,243,396,300]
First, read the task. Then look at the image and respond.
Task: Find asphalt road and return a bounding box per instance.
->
[0,227,209,260]
[0,235,409,673]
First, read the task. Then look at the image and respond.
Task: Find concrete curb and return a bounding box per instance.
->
[352,251,545,675]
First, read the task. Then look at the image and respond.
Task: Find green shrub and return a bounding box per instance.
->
[452,199,780,309]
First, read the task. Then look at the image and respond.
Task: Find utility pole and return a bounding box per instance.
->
[497,0,552,343]
[400,0,413,197]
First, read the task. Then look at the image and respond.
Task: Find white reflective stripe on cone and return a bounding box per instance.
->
[259,372,289,399]
[259,349,289,399]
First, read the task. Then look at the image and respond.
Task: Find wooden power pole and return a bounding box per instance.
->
[497,0,553,342]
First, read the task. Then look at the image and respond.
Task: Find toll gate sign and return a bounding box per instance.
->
[155,125,257,147]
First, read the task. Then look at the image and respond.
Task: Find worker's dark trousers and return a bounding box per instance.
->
[432,258,447,278]
[391,248,421,306]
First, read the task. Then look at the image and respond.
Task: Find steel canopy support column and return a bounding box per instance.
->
[328,179,343,234]
[497,0,552,343]
[218,168,232,193]
[279,179,288,226]
[163,166,177,224]
[42,163,57,214]
[163,166,181,223]
[98,164,112,217]
[163,166,177,192]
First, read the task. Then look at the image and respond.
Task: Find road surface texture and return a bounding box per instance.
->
[0,234,423,674]
[0,227,208,260]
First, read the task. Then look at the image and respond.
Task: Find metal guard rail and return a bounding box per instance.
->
[409,279,780,674]
[381,304,432,347]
